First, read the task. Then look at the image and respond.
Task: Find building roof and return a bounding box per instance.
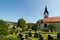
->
[37,16,60,23]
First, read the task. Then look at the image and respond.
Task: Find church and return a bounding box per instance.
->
[37,7,60,31]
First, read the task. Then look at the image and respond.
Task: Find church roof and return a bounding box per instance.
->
[37,16,60,23]
[43,16,60,22]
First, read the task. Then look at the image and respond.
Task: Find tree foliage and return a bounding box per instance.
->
[17,18,26,29]
[48,23,58,31]
[32,23,39,31]
[27,23,33,29]
[0,20,9,35]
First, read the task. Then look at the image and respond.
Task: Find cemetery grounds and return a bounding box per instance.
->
[4,27,57,40]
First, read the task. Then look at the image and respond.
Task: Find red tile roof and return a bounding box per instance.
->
[37,16,60,23]
[43,16,60,22]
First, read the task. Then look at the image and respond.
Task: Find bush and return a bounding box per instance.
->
[0,36,20,40]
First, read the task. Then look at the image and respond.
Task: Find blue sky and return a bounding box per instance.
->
[0,0,60,23]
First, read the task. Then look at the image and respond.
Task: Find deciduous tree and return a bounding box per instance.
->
[17,18,26,30]
[0,20,9,35]
[48,23,58,32]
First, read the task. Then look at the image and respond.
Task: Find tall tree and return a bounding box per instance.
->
[0,20,9,35]
[17,18,26,29]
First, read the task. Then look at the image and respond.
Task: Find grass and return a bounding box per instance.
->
[4,30,58,40]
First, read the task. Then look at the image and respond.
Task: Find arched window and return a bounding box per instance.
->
[44,23,47,28]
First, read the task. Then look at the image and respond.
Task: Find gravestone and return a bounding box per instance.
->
[48,35,54,40]
[18,33,23,38]
[34,32,39,38]
[25,34,28,39]
[20,37,24,40]
[10,31,13,34]
[28,31,32,37]
[39,34,43,40]
[57,32,60,40]
[12,25,16,29]
[17,33,24,40]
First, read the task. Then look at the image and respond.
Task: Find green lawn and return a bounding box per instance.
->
[4,30,58,40]
[1,25,57,40]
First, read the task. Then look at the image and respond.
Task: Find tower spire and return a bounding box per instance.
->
[44,6,48,14]
[44,6,49,18]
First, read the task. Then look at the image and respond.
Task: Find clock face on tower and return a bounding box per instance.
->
[44,12,48,18]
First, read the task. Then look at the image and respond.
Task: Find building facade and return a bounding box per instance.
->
[37,7,60,31]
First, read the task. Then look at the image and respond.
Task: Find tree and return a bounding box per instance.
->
[48,23,58,32]
[32,23,39,32]
[17,18,26,29]
[0,20,9,35]
[27,23,32,29]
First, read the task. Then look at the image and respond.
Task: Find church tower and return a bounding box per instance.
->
[44,6,49,18]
